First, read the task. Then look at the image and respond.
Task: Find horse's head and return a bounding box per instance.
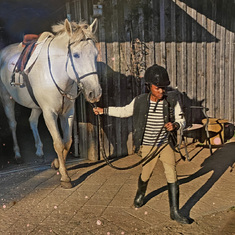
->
[53,19,102,103]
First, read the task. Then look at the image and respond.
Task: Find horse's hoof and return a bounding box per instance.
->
[36,157,45,164]
[36,153,44,159]
[15,157,24,164]
[60,181,73,189]
[51,158,59,170]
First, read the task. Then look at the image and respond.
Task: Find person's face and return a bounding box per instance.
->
[150,84,166,100]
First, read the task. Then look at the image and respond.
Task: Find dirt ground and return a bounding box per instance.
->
[0,103,234,234]
[0,141,234,234]
[145,208,235,235]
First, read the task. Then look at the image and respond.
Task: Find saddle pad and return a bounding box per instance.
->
[16,42,37,72]
[24,34,53,72]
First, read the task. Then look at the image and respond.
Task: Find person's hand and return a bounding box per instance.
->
[93,107,104,115]
[164,122,175,131]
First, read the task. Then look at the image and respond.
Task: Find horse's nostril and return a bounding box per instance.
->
[88,91,94,100]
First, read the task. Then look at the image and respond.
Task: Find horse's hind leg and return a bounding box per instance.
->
[29,108,44,158]
[43,110,72,188]
[0,90,22,163]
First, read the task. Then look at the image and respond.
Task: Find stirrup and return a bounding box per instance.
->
[10,72,24,86]
[10,73,16,86]
[10,81,24,86]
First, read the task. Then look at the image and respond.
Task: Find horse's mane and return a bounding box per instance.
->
[51,20,97,43]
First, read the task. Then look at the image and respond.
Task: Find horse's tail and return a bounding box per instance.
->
[0,45,7,70]
[0,50,3,74]
[0,46,3,63]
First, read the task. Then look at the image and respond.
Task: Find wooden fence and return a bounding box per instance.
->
[66,0,234,160]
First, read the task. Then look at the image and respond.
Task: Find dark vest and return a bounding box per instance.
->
[133,92,178,151]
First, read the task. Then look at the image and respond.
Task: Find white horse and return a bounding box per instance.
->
[0,19,102,188]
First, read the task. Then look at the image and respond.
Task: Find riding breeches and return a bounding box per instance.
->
[140,144,177,183]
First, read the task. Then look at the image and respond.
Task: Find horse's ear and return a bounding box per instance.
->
[89,18,98,34]
[64,19,72,36]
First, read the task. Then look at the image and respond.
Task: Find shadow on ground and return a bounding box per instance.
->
[145,142,235,217]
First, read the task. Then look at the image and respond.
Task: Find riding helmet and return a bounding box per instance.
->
[144,64,170,87]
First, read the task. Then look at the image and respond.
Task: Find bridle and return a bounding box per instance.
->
[47,37,98,100]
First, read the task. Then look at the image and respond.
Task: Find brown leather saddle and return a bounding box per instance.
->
[11,34,39,86]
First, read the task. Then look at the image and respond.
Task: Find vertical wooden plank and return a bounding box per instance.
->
[196,13,202,104]
[77,95,88,159]
[195,5,201,105]
[178,0,187,94]
[170,0,177,88]
[74,0,82,22]
[219,0,229,120]
[147,0,155,68]
[186,3,192,101]
[228,31,234,123]
[96,13,110,160]
[214,1,221,119]
[118,1,129,156]
[184,3,193,123]
[215,1,221,119]
[124,3,134,155]
[207,1,216,119]
[137,0,146,93]
[223,0,234,122]
[111,0,121,157]
[192,6,197,94]
[165,0,171,83]
[224,28,230,120]
[190,4,197,108]
[219,26,226,118]
[82,0,89,21]
[201,1,207,107]
[153,0,161,66]
[105,3,115,157]
[160,0,166,67]
[175,0,182,92]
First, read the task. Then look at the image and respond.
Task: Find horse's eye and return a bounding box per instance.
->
[73,53,80,58]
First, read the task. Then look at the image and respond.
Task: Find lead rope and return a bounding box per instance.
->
[89,103,168,170]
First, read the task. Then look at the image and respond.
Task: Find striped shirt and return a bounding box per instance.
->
[142,100,168,146]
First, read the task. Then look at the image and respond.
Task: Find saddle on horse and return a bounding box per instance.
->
[11,32,53,86]
[11,34,39,86]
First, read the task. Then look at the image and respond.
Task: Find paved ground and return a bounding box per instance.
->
[0,139,235,234]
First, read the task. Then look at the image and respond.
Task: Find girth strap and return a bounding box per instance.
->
[21,72,39,107]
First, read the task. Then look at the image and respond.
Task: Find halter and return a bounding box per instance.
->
[47,37,98,100]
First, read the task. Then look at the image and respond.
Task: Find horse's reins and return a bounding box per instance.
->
[89,103,170,170]
[47,37,184,168]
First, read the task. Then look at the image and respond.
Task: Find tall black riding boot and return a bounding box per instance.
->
[134,175,149,208]
[168,182,191,224]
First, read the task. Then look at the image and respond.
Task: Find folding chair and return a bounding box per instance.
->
[179,106,213,161]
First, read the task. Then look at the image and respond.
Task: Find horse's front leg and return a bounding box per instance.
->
[29,108,44,158]
[43,110,72,189]
[60,108,74,160]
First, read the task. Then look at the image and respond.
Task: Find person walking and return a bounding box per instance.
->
[93,64,191,224]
